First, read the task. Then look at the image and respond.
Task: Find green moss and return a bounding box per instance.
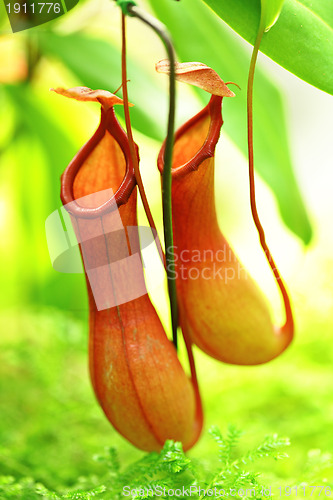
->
[0,309,332,498]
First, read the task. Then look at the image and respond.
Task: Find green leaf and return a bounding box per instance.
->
[147,0,312,243]
[4,84,76,208]
[202,0,333,95]
[3,84,88,312]
[261,0,285,31]
[0,1,10,32]
[36,31,166,141]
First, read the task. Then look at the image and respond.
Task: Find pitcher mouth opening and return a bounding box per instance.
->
[61,107,137,219]
[157,95,223,180]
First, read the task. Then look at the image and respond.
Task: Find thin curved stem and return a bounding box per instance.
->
[182,327,203,446]
[122,3,202,437]
[247,19,294,334]
[121,13,165,264]
[127,5,179,348]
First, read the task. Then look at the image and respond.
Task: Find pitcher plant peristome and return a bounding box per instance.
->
[157,62,294,366]
[54,86,202,451]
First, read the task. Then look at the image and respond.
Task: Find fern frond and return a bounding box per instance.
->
[241,434,290,464]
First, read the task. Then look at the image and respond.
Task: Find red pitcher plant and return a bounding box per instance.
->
[157,61,294,366]
[53,87,202,451]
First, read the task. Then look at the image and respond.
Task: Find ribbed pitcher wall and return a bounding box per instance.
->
[158,95,293,366]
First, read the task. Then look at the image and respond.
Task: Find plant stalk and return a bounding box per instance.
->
[127,5,179,348]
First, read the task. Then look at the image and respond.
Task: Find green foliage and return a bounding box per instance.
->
[147,0,312,244]
[260,0,285,31]
[202,0,333,95]
[0,84,87,313]
[201,427,289,499]
[0,428,292,499]
[0,4,332,499]
[0,425,331,499]
[36,31,166,142]
[4,84,76,202]
[0,476,106,499]
[0,308,333,498]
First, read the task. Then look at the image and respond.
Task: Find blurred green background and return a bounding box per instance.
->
[0,0,333,496]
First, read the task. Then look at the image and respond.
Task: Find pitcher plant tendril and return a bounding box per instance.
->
[247,8,294,339]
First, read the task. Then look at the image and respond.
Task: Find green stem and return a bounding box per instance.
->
[128,5,178,349]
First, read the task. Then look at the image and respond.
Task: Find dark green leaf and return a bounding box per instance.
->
[36,31,166,141]
[203,0,333,95]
